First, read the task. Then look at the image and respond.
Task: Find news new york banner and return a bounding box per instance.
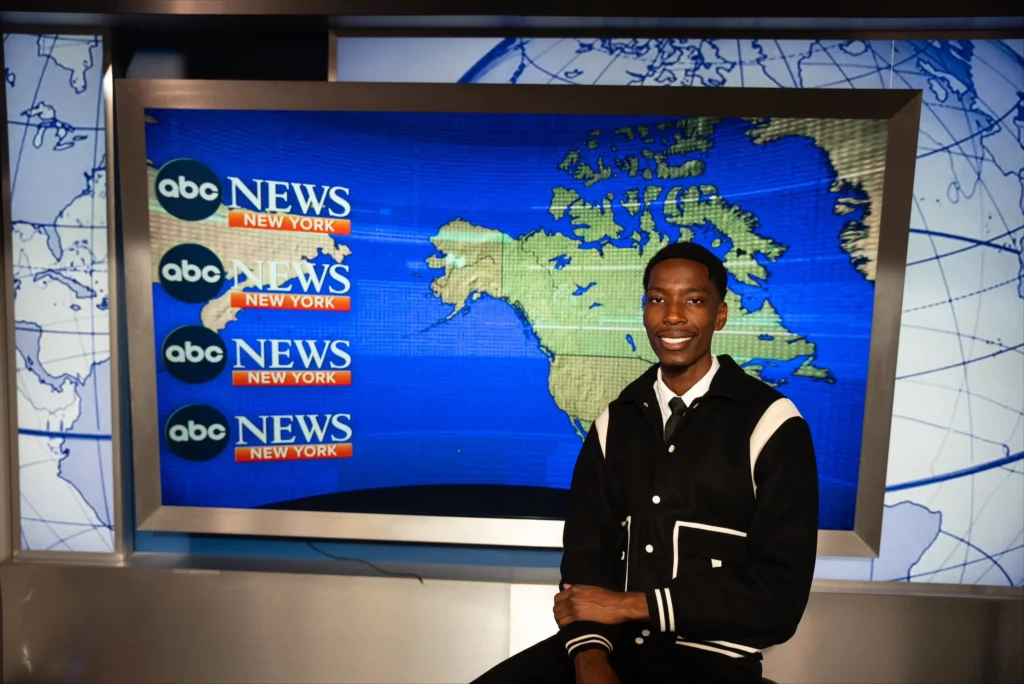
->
[145,108,889,528]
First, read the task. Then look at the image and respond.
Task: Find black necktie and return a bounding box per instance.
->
[664,396,687,445]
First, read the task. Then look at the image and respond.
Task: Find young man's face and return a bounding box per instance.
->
[643,258,728,369]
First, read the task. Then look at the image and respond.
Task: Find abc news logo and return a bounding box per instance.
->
[156,159,222,221]
[161,325,227,384]
[165,404,229,461]
[159,243,224,303]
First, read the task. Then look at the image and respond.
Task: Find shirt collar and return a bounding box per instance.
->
[653,355,720,423]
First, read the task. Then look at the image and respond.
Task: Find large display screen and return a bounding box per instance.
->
[142,104,892,530]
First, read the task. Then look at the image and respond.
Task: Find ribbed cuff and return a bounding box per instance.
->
[646,587,676,633]
[565,633,613,657]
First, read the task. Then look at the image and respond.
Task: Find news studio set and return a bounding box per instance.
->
[0,4,1021,683]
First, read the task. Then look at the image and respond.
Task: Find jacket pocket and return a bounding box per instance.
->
[672,521,749,578]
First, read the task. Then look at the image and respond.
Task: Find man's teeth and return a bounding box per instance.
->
[662,337,693,344]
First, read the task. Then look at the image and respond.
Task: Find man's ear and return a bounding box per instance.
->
[715,300,728,331]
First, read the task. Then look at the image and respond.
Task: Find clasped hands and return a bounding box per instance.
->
[553,584,648,627]
[554,585,649,684]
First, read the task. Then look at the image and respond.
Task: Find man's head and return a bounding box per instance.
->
[642,242,728,370]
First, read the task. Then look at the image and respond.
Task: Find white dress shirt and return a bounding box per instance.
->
[653,355,720,428]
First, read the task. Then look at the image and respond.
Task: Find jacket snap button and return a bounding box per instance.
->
[668,445,675,453]
[652,495,661,504]
[642,629,651,637]
[635,637,644,645]
[645,544,654,553]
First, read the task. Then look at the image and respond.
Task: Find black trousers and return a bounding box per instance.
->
[471,633,762,684]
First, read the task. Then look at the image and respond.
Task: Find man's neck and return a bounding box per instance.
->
[661,352,713,397]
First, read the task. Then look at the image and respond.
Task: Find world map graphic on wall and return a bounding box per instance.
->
[4,33,113,552]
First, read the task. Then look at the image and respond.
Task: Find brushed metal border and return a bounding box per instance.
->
[117,79,919,552]
[3,0,1024,18]
[1,28,122,560]
[327,28,338,81]
[101,34,129,560]
[852,93,921,555]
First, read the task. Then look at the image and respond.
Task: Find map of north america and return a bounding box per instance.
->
[427,116,884,435]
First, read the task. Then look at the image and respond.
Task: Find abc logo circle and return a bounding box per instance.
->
[165,404,229,461]
[159,243,224,303]
[155,158,222,221]
[161,326,227,384]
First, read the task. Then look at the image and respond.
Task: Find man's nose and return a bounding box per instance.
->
[663,301,687,324]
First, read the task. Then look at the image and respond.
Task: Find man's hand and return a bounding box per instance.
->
[574,650,620,684]
[554,584,649,627]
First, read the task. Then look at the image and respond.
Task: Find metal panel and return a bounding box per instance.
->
[2,0,1024,18]
[2,562,1022,683]
[2,562,510,683]
[116,78,919,553]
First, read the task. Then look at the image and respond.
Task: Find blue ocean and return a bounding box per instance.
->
[147,109,874,530]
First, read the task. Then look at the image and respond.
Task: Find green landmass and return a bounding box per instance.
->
[427,115,833,432]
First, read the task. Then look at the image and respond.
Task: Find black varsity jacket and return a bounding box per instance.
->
[559,354,818,662]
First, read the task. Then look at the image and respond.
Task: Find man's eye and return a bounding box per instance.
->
[647,297,663,304]
[688,298,704,305]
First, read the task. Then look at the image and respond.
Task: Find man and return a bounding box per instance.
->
[473,242,819,683]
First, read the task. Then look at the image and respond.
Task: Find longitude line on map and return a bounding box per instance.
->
[22,516,104,527]
[889,42,895,89]
[15,325,108,337]
[18,427,111,441]
[939,530,1013,585]
[906,225,1022,264]
[900,542,1023,581]
[591,52,621,85]
[970,49,1024,93]
[7,34,56,551]
[5,120,104,132]
[961,459,1024,576]
[872,41,892,90]
[818,42,857,89]
[43,524,102,550]
[18,490,73,551]
[896,342,1024,380]
[886,451,1024,492]
[891,414,1012,450]
[790,41,922,90]
[736,40,745,87]
[546,48,586,86]
[974,535,1024,585]
[902,378,1024,417]
[916,106,1017,161]
[900,323,1021,353]
[84,33,110,539]
[772,40,799,87]
[903,277,1020,313]
[890,54,1014,576]
[9,35,55,198]
[959,125,993,582]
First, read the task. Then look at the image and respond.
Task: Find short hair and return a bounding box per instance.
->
[642,242,727,301]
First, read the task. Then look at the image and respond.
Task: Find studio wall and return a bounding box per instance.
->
[333,36,1024,587]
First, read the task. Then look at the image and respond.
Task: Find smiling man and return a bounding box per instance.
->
[472,242,819,684]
